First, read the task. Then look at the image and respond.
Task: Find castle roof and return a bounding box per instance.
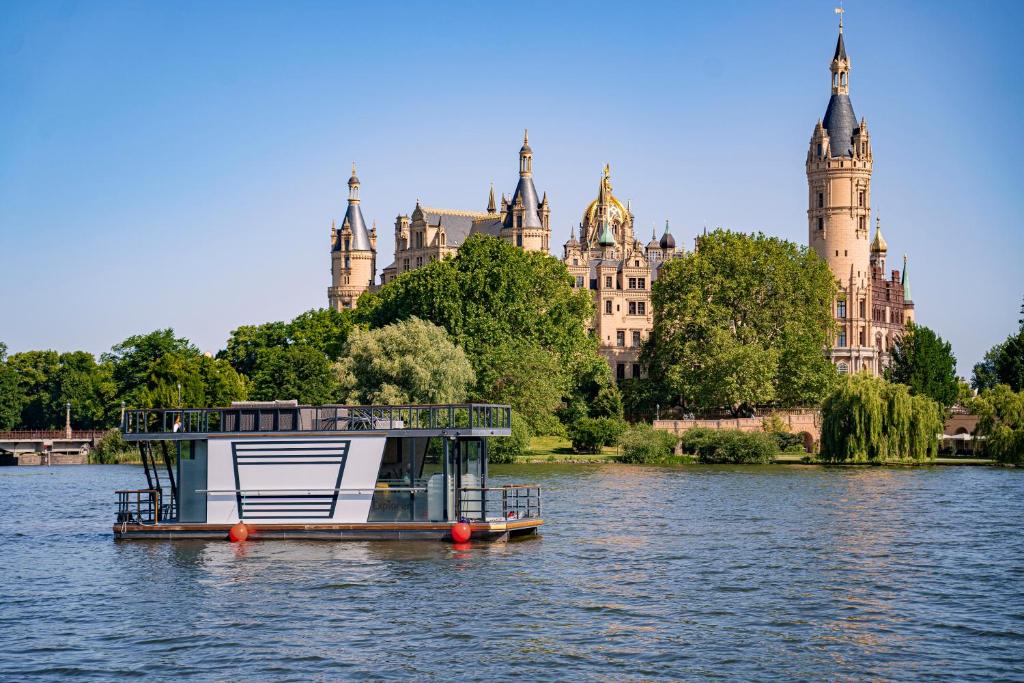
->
[417,207,494,247]
[504,176,543,228]
[833,30,847,62]
[823,94,858,157]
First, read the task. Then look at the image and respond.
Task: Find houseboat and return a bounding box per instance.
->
[113,402,542,542]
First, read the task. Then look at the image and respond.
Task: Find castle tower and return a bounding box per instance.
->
[807,13,876,374]
[501,130,550,251]
[329,163,377,310]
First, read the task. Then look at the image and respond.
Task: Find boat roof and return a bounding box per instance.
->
[122,403,512,440]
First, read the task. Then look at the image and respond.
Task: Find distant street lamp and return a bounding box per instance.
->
[177,383,182,407]
[65,401,72,440]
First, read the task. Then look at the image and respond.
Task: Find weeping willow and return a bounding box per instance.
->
[821,373,941,463]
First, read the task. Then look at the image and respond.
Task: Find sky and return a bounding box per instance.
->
[1,0,1021,377]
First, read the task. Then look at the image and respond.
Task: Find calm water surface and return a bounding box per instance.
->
[1,464,1023,681]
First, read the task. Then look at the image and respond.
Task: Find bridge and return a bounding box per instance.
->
[654,411,821,453]
[0,430,106,465]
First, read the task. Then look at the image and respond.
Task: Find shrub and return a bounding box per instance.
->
[616,424,678,464]
[974,385,1024,464]
[489,410,532,464]
[680,428,777,464]
[772,431,805,453]
[568,417,625,454]
[91,428,136,464]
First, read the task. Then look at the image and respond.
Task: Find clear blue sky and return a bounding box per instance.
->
[1,0,1021,377]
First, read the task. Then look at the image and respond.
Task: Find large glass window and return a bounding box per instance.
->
[616,331,625,347]
[837,300,847,318]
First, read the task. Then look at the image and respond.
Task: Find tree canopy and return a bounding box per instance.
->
[249,345,338,405]
[336,317,474,405]
[820,373,941,464]
[884,323,959,408]
[0,343,23,430]
[644,229,839,414]
[973,297,1024,392]
[974,385,1024,464]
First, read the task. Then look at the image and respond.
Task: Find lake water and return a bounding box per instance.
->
[1,463,1023,681]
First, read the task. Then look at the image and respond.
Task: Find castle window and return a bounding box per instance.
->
[859,300,866,318]
[590,278,597,290]
[859,191,865,207]
[638,302,646,315]
[818,217,824,231]
[628,301,637,315]
[572,258,579,266]
[859,329,865,346]
[416,257,422,267]
[638,278,646,289]
[818,192,824,208]
[628,277,637,289]
[844,250,848,257]
[616,331,625,347]
[517,235,523,247]
[632,331,641,347]
[837,362,849,374]
[403,258,409,270]
[605,276,612,288]
[344,256,350,269]
[837,300,847,318]
[575,275,584,288]
[441,233,446,246]
[634,260,640,267]
[632,363,641,378]
[859,216,866,231]
[415,233,423,248]
[617,363,626,381]
[838,330,847,347]
[344,238,350,251]
[817,144,823,157]
[605,300,612,315]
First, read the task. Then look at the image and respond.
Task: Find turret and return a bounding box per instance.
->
[328,163,377,311]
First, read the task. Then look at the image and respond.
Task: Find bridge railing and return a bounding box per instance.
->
[0,430,107,440]
[122,404,513,438]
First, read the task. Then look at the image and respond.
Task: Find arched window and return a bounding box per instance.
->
[837,362,849,374]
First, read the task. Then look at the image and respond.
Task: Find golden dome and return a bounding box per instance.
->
[582,164,630,229]
[870,219,888,253]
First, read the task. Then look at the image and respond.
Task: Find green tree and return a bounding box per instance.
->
[972,342,1004,392]
[249,345,338,404]
[973,385,1024,464]
[7,350,60,428]
[472,341,566,435]
[103,329,198,405]
[287,308,353,361]
[336,317,474,405]
[219,321,290,376]
[820,373,941,464]
[645,229,838,414]
[0,343,23,430]
[45,352,118,428]
[356,235,601,424]
[884,323,959,408]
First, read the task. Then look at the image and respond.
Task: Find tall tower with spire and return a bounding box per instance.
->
[500,130,550,252]
[329,164,377,310]
[807,12,877,374]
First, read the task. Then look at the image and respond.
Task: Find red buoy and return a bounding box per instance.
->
[451,522,471,543]
[229,522,249,542]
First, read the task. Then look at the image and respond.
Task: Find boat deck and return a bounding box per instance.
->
[113,518,543,541]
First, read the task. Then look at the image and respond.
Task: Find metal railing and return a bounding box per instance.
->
[458,485,542,522]
[115,489,163,524]
[122,404,512,437]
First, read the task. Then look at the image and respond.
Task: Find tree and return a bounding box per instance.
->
[336,318,474,405]
[0,343,23,430]
[820,373,941,464]
[103,329,198,406]
[219,321,290,377]
[973,385,1024,464]
[973,343,1005,392]
[885,323,959,408]
[287,308,353,361]
[249,345,338,405]
[472,341,566,435]
[356,235,601,424]
[7,350,60,428]
[44,352,118,428]
[972,296,1024,393]
[645,229,838,414]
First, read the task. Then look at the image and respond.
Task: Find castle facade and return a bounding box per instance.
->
[329,15,918,379]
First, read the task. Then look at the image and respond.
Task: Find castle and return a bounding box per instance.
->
[328,15,915,378]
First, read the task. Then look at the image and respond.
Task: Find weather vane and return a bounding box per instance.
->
[835,3,844,31]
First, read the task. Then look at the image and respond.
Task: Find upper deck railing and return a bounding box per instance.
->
[122,403,512,439]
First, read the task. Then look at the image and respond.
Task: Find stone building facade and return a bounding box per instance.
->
[380,132,550,285]
[806,18,914,375]
[328,165,377,311]
[562,166,682,380]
